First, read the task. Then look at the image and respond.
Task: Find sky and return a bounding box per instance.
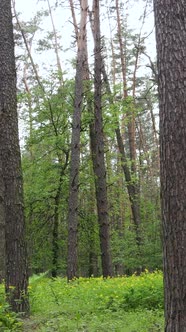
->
[14,0,156,59]
[14,0,156,84]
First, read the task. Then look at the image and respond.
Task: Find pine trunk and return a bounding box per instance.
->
[67,0,88,281]
[154,0,186,330]
[0,160,5,283]
[0,0,29,313]
[91,0,112,278]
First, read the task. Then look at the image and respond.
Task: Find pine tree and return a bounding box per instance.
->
[0,0,29,313]
[154,0,186,329]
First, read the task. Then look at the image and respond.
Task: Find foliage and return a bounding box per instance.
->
[20,79,72,275]
[21,271,164,331]
[0,285,23,331]
[16,0,160,280]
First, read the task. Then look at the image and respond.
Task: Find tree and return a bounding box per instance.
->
[115,0,141,245]
[0,0,29,313]
[13,5,71,277]
[69,0,112,277]
[154,0,186,330]
[12,0,161,279]
[0,160,5,283]
[90,0,112,277]
[67,0,88,281]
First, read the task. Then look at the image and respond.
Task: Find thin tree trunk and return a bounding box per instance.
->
[91,0,112,277]
[0,0,29,313]
[115,0,136,168]
[67,0,88,281]
[114,0,141,240]
[115,0,127,98]
[22,40,35,160]
[69,0,79,41]
[70,0,112,277]
[52,153,69,278]
[0,160,5,283]
[100,56,141,244]
[46,0,64,85]
[88,175,99,277]
[154,0,186,330]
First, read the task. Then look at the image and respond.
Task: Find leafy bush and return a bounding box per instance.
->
[0,284,23,331]
[0,303,23,331]
[101,270,163,312]
[121,270,163,311]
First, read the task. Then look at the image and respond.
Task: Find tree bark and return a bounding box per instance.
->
[0,160,5,283]
[154,0,186,330]
[67,0,88,281]
[91,0,112,277]
[0,0,29,313]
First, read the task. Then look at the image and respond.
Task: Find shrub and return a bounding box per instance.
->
[0,303,23,331]
[106,270,163,311]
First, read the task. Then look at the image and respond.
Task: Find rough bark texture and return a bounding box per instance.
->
[154,0,186,330]
[0,0,29,313]
[91,0,112,278]
[0,160,5,283]
[67,0,88,281]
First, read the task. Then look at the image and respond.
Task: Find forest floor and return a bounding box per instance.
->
[1,271,164,331]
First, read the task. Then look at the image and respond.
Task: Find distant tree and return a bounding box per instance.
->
[13,3,70,277]
[115,0,141,245]
[11,0,161,280]
[0,0,29,313]
[46,0,64,85]
[154,0,186,330]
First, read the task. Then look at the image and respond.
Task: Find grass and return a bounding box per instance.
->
[0,271,164,331]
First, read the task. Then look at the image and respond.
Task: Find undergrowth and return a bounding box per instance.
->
[0,271,164,331]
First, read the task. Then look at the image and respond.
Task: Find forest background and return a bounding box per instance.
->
[12,0,160,278]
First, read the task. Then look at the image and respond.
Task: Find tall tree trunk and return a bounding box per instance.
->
[115,0,141,241]
[154,0,186,330]
[70,0,112,277]
[100,55,141,245]
[51,194,60,278]
[67,0,88,281]
[0,160,5,283]
[87,170,99,277]
[0,0,29,313]
[91,0,112,277]
[52,153,69,278]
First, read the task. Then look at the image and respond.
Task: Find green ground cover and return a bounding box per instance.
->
[0,271,164,331]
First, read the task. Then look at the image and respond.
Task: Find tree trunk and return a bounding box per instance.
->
[100,58,141,245]
[67,0,88,281]
[115,0,141,241]
[52,153,69,278]
[46,0,64,86]
[0,0,29,313]
[154,0,186,330]
[91,0,112,278]
[51,194,59,278]
[0,160,5,283]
